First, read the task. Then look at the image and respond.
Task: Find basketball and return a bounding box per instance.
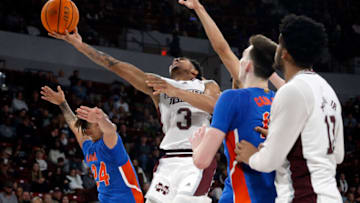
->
[41,0,79,34]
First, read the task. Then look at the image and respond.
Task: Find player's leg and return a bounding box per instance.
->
[172,194,212,203]
[145,158,176,203]
[176,157,217,202]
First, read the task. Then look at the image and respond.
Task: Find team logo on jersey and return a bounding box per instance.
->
[155,182,169,195]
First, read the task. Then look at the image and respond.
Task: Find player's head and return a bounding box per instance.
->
[75,119,103,141]
[238,34,277,82]
[169,57,203,80]
[274,14,328,71]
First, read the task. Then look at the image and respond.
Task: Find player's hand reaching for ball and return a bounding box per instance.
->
[235,140,259,164]
[178,0,202,10]
[48,27,82,48]
[76,106,104,124]
[40,86,66,105]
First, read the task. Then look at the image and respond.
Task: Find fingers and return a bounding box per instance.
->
[41,86,54,95]
[65,29,70,36]
[57,85,63,93]
[48,32,64,39]
[75,27,79,34]
[254,126,268,136]
[178,0,185,5]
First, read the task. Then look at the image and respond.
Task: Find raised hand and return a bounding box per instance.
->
[48,27,82,47]
[178,0,202,10]
[41,86,66,105]
[190,125,207,150]
[76,106,104,124]
[145,75,178,97]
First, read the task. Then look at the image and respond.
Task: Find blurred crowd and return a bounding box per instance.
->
[0,0,360,71]
[0,67,359,202]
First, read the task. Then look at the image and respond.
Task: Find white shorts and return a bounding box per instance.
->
[145,154,216,203]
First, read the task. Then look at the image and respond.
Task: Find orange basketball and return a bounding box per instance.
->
[41,0,79,34]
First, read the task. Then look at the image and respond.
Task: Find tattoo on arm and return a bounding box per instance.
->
[82,43,119,69]
[59,101,77,125]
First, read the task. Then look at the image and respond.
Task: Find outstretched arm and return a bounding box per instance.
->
[40,86,88,148]
[146,75,220,113]
[49,29,156,101]
[179,0,240,85]
[76,106,117,149]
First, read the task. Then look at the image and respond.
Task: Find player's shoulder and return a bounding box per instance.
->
[220,89,250,100]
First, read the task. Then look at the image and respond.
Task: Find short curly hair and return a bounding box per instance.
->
[280,14,328,68]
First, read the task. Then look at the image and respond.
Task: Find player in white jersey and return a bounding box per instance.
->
[49,30,220,203]
[235,15,344,203]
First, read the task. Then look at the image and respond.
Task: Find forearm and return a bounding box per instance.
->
[174,88,216,113]
[194,5,239,79]
[195,5,230,56]
[98,113,117,134]
[75,43,152,95]
[193,128,224,169]
[269,72,285,90]
[59,101,77,126]
[59,101,84,147]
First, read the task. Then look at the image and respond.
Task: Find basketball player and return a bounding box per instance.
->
[49,30,220,203]
[40,86,144,202]
[178,0,285,90]
[235,15,344,203]
[190,35,278,203]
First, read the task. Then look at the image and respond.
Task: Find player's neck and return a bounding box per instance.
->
[173,74,193,81]
[243,76,268,89]
[284,62,308,82]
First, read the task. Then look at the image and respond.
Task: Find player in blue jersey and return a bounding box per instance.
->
[40,86,144,203]
[190,35,278,203]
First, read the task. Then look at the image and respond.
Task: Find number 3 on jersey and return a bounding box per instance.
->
[91,162,110,187]
[177,108,192,130]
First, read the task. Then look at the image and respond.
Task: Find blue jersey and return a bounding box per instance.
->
[82,133,144,203]
[211,88,277,203]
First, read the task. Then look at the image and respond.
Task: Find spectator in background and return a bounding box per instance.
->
[345,113,358,128]
[340,173,349,194]
[115,96,129,113]
[35,149,48,172]
[12,91,29,111]
[0,117,16,141]
[57,70,71,88]
[0,181,18,203]
[52,187,63,203]
[66,168,84,191]
[71,80,87,99]
[31,162,48,193]
[43,193,54,203]
[69,70,80,87]
[21,190,32,203]
[31,196,43,203]
[16,187,24,202]
[49,139,66,165]
[169,31,182,57]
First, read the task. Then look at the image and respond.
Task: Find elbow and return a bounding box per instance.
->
[213,45,229,56]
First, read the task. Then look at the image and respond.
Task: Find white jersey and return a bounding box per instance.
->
[158,78,211,150]
[249,70,344,203]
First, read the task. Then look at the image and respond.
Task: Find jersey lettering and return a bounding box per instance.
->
[325,115,336,154]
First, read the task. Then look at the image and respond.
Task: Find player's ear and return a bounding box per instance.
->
[282,49,294,64]
[245,60,253,73]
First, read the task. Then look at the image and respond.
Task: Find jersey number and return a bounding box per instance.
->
[260,112,270,139]
[91,161,110,187]
[177,108,192,130]
[325,115,336,154]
